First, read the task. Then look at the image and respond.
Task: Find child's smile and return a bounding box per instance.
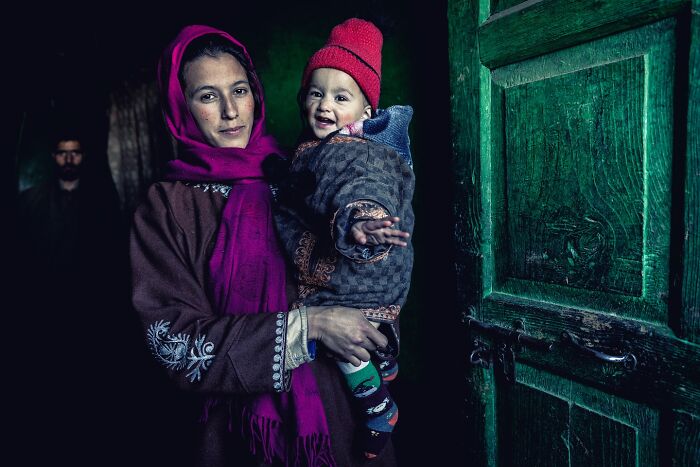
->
[305,68,372,139]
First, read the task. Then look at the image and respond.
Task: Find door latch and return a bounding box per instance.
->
[463,312,553,383]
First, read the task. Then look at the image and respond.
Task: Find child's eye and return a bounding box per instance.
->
[308,90,322,98]
[199,93,217,103]
[336,95,349,102]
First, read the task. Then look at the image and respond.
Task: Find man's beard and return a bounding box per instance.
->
[58,164,80,181]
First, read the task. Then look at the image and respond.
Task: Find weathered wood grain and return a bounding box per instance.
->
[479,0,687,68]
[490,0,524,15]
[482,292,700,414]
[449,0,494,465]
[498,382,569,466]
[515,364,659,467]
[485,20,675,325]
[681,3,700,343]
[671,410,700,466]
[504,58,645,296]
[452,1,697,466]
[570,405,637,467]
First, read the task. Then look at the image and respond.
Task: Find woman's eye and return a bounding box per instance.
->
[200,93,216,102]
[233,87,249,95]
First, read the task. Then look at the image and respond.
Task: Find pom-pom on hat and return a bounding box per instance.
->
[302,18,383,109]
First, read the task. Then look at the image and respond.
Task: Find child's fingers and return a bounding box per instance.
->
[365,228,410,238]
[351,225,368,244]
[387,229,410,238]
[384,237,408,247]
[362,220,393,231]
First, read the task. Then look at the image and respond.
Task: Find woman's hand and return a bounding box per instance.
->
[351,216,410,247]
[306,306,388,366]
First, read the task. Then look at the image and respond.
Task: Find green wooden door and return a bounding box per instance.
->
[448,1,700,465]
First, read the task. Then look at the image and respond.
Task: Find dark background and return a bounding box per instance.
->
[10,1,466,464]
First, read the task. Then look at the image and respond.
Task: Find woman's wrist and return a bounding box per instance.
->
[306,306,322,341]
[285,306,316,370]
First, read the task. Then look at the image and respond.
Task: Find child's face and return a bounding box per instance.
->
[305,68,372,139]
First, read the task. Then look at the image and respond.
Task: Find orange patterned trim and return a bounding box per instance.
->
[294,140,320,159]
[294,135,368,160]
[330,200,390,242]
[363,248,391,264]
[361,305,401,322]
[293,231,337,300]
[328,134,368,145]
[349,202,389,221]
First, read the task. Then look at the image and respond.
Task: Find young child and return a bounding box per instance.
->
[265,18,414,459]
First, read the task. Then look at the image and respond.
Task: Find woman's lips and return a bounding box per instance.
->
[219,126,245,137]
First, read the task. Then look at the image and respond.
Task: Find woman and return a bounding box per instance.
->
[130,25,395,466]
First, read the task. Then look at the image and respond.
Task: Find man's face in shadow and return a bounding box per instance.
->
[52,140,84,181]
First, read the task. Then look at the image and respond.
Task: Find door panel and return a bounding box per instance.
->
[497,381,570,467]
[479,0,687,69]
[514,363,659,467]
[449,0,699,465]
[486,20,674,321]
[671,410,700,466]
[570,406,637,467]
[680,0,700,343]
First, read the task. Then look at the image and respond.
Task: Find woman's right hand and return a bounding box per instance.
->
[306,306,388,366]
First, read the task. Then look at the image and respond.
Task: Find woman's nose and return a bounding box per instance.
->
[221,97,238,119]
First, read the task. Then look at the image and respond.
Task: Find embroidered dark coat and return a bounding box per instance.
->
[272,134,415,349]
[130,181,397,466]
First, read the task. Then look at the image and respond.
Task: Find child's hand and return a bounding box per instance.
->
[351,216,410,247]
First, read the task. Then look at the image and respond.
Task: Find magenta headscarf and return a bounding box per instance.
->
[158,25,334,465]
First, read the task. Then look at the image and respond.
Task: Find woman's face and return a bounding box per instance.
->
[182,53,255,148]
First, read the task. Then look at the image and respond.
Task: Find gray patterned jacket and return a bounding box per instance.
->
[273,134,415,352]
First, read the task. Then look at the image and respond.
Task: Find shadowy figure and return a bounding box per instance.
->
[15,124,133,465]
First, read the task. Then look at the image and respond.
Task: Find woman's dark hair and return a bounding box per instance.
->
[179,34,262,119]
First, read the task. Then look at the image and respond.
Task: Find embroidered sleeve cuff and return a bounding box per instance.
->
[273,312,291,393]
[284,306,315,371]
[332,200,392,263]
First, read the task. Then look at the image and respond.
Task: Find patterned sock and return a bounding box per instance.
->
[361,404,399,459]
[377,357,399,383]
[337,360,399,458]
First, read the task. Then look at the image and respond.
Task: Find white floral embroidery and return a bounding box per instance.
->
[186,183,232,198]
[147,320,215,382]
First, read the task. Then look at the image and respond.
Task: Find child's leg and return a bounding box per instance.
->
[373,321,400,383]
[376,354,399,382]
[337,360,399,458]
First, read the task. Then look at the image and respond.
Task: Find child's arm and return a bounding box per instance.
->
[351,216,410,247]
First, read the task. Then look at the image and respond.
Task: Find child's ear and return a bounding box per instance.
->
[360,105,372,121]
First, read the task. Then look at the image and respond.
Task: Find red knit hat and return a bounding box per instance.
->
[302,18,383,109]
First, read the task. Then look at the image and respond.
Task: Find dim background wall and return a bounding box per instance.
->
[11,1,465,464]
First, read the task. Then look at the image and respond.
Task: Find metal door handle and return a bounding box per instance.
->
[560,331,637,370]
